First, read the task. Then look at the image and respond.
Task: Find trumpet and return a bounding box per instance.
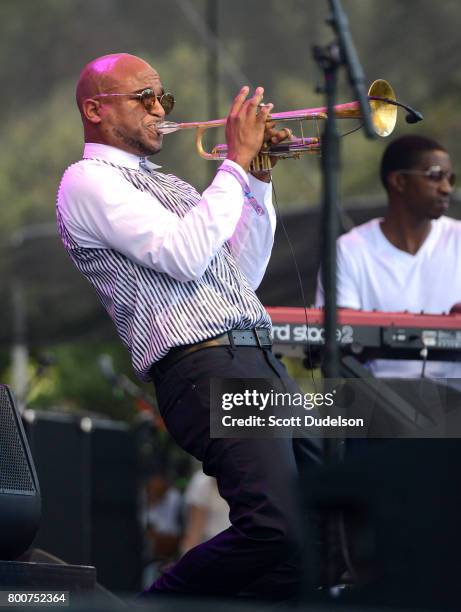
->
[157,80,422,172]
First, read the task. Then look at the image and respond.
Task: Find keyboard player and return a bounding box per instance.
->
[315,134,461,382]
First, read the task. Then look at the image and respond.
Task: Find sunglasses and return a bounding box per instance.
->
[93,88,175,115]
[398,165,456,186]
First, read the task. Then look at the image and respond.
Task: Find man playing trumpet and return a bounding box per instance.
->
[57,53,322,599]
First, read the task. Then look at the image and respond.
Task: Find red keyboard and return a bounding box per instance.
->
[265,307,461,360]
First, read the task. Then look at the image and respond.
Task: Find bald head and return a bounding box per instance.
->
[75,53,165,156]
[76,53,155,116]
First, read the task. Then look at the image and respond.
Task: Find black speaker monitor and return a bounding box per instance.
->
[0,384,41,559]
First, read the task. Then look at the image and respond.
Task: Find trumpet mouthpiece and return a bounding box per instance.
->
[156,121,181,134]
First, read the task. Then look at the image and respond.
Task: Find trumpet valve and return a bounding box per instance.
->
[250,151,273,173]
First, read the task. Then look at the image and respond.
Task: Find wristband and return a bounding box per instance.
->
[218,163,265,216]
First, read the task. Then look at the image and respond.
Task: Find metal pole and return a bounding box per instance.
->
[320,61,341,382]
[312,39,344,590]
[206,0,219,186]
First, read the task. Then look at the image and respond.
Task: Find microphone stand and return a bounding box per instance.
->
[312,0,376,590]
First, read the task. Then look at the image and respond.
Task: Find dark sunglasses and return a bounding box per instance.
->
[398,165,456,186]
[93,88,175,115]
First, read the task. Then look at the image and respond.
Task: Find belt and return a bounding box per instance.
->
[152,328,272,375]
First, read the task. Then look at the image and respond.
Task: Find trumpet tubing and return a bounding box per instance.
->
[157,80,402,172]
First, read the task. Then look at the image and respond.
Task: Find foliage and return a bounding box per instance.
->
[0,0,460,237]
[1,340,149,422]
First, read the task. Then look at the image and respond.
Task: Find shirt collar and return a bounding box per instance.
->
[83,143,162,171]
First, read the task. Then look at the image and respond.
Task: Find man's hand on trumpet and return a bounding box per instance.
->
[252,121,293,183]
[225,86,293,182]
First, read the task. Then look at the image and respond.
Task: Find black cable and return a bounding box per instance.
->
[339,122,363,138]
[271,176,317,390]
[272,173,361,585]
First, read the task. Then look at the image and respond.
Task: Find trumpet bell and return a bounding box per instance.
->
[368,79,397,137]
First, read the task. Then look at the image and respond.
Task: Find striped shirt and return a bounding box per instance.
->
[57,143,275,381]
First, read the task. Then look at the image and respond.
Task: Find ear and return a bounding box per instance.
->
[82,98,102,124]
[387,170,407,194]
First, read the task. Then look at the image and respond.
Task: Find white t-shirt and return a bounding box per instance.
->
[184,471,230,541]
[141,488,182,536]
[315,216,461,379]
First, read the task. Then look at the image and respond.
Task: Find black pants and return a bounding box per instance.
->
[149,345,323,598]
